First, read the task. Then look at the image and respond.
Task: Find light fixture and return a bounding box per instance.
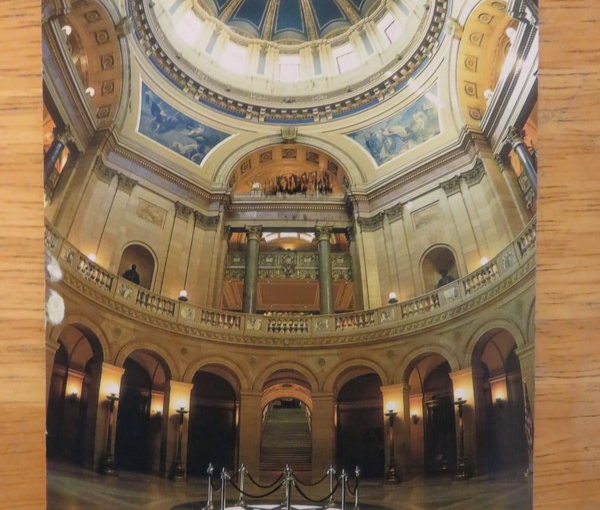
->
[171,402,189,480]
[480,257,489,266]
[411,413,420,424]
[385,404,399,483]
[87,253,96,262]
[454,394,468,480]
[85,87,95,97]
[495,397,506,407]
[61,25,72,36]
[178,289,188,302]
[388,292,398,304]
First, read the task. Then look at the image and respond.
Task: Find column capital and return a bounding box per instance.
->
[505,126,525,148]
[245,225,262,241]
[115,17,132,38]
[315,225,334,241]
[344,225,355,242]
[175,201,194,221]
[494,152,509,173]
[53,124,74,145]
[93,158,117,184]
[440,174,462,196]
[194,210,219,230]
[463,159,485,186]
[117,173,137,194]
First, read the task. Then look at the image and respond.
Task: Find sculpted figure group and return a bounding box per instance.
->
[262,171,334,196]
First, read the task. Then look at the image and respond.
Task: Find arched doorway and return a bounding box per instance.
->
[114,350,170,473]
[421,245,459,291]
[260,370,313,473]
[118,244,156,289]
[472,329,528,474]
[46,324,104,467]
[336,372,384,478]
[406,354,456,475]
[187,370,238,475]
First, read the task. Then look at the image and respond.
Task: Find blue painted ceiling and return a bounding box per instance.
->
[201,0,381,41]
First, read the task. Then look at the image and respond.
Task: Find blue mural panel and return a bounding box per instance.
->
[232,0,270,33]
[274,0,305,37]
[347,85,441,166]
[311,0,348,33]
[139,83,230,165]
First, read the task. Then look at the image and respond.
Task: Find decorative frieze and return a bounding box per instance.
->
[194,210,220,230]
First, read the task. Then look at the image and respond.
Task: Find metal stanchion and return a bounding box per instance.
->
[354,466,360,510]
[284,466,293,510]
[340,469,347,510]
[220,468,228,510]
[327,465,336,507]
[236,464,246,507]
[202,464,214,510]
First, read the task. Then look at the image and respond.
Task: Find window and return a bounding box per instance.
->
[333,44,359,74]
[377,12,402,44]
[220,42,248,74]
[278,54,301,83]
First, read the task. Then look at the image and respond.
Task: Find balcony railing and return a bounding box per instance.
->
[45,218,536,344]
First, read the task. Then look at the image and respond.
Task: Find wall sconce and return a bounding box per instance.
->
[411,413,420,424]
[87,253,96,262]
[480,257,489,266]
[178,289,188,302]
[495,397,506,407]
[388,292,398,304]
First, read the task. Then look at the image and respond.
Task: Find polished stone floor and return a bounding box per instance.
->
[47,462,532,510]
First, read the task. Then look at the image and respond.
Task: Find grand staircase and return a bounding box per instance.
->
[260,404,312,472]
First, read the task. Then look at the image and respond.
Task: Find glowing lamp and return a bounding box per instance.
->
[178,289,188,301]
[61,25,72,36]
[87,253,96,262]
[454,388,466,402]
[386,401,398,414]
[388,292,398,304]
[85,87,96,97]
[480,257,489,265]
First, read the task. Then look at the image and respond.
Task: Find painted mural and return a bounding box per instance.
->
[138,82,230,165]
[347,85,441,166]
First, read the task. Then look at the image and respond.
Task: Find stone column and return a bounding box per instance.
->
[93,363,125,471]
[449,367,486,477]
[380,384,410,481]
[516,343,535,415]
[494,153,530,226]
[242,225,262,313]
[345,227,364,309]
[44,125,71,180]
[45,341,59,404]
[238,391,263,476]
[382,212,401,296]
[506,126,537,191]
[165,381,194,479]
[316,225,334,314]
[311,393,335,480]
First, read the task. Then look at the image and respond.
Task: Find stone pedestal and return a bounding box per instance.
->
[316,226,334,314]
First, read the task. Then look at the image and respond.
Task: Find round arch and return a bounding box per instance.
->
[117,241,159,290]
[464,317,526,367]
[526,297,535,345]
[114,341,180,381]
[49,314,111,362]
[395,344,461,385]
[251,361,319,393]
[323,358,389,394]
[183,358,247,395]
[261,384,313,412]
[211,133,368,190]
[419,243,461,291]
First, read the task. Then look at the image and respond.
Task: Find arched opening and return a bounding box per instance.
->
[187,370,238,476]
[260,370,313,473]
[336,372,384,478]
[421,245,459,291]
[406,354,456,475]
[118,244,156,289]
[114,350,170,473]
[46,324,104,468]
[472,328,528,474]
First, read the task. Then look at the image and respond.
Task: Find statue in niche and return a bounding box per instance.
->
[436,269,455,288]
[122,264,140,285]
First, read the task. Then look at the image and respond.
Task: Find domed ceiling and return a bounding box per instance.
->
[200,0,381,42]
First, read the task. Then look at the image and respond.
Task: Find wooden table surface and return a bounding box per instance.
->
[1,0,600,508]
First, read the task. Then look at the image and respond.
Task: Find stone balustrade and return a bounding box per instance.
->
[45,218,536,345]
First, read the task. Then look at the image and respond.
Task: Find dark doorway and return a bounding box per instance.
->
[423,363,456,474]
[336,373,384,478]
[188,371,237,475]
[115,358,153,472]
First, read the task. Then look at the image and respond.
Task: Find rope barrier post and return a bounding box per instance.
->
[202,464,214,510]
[236,463,246,508]
[340,469,347,510]
[285,465,294,510]
[327,465,336,507]
[354,466,360,510]
[220,468,228,510]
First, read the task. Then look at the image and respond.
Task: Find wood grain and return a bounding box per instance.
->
[0,1,46,508]
[535,1,600,509]
[1,0,600,509]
